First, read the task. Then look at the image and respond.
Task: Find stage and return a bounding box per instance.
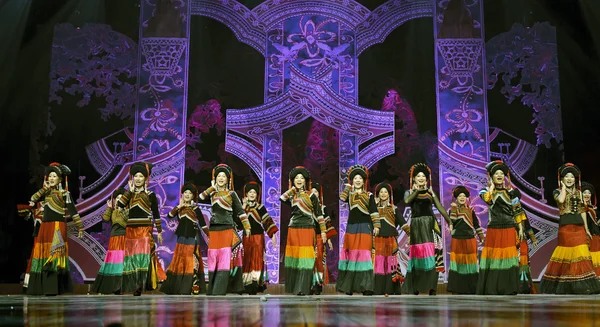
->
[1,294,598,326]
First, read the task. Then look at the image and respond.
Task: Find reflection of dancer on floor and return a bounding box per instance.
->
[401,163,451,296]
[117,162,164,296]
[311,182,337,295]
[446,185,483,295]
[200,164,251,295]
[241,181,279,295]
[27,162,84,295]
[373,182,409,295]
[540,164,600,294]
[336,165,379,296]
[280,166,327,296]
[582,182,600,278]
[162,183,209,295]
[93,187,128,295]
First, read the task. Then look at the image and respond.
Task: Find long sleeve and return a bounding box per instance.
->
[479,188,493,205]
[280,188,297,204]
[311,194,327,234]
[117,190,132,208]
[168,206,180,219]
[522,212,537,242]
[199,186,216,201]
[31,186,51,203]
[66,193,83,231]
[339,184,351,202]
[395,206,409,234]
[150,192,162,233]
[258,204,278,238]
[472,209,485,240]
[511,196,527,224]
[102,207,114,222]
[232,192,251,231]
[323,206,337,239]
[195,207,209,236]
[369,194,381,229]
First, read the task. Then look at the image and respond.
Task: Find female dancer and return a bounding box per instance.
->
[92,187,128,294]
[27,162,84,295]
[401,163,451,296]
[373,182,409,295]
[582,182,600,278]
[280,166,327,295]
[311,182,337,295]
[199,164,251,295]
[478,160,530,295]
[337,165,379,295]
[117,162,163,296]
[162,183,209,295]
[242,181,279,294]
[446,185,483,294]
[540,164,600,293]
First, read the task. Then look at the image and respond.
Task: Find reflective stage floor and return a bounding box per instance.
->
[1,294,600,326]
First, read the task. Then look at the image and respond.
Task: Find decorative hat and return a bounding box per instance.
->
[181,183,199,201]
[486,160,511,188]
[289,166,311,190]
[581,181,596,206]
[409,163,431,189]
[452,185,470,198]
[557,163,581,190]
[375,182,393,204]
[212,164,233,190]
[130,161,153,178]
[312,182,324,204]
[348,165,369,192]
[243,181,261,203]
[45,162,71,191]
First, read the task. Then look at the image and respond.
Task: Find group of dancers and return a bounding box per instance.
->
[17,159,600,296]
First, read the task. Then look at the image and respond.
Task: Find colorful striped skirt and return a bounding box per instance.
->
[518,239,536,294]
[24,236,39,289]
[285,227,316,295]
[540,224,600,294]
[590,235,600,278]
[447,237,478,294]
[161,235,205,295]
[476,226,519,295]
[207,227,243,295]
[402,216,439,294]
[336,222,374,294]
[92,234,126,294]
[242,234,268,294]
[122,226,153,293]
[373,235,402,295]
[27,221,73,295]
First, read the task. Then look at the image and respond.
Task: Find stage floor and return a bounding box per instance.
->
[1,294,599,326]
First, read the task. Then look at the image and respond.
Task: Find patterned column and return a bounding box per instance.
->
[134,0,190,269]
[339,132,358,256]
[262,131,283,283]
[433,0,490,276]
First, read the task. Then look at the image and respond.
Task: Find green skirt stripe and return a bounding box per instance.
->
[338,260,374,272]
[284,256,316,270]
[480,257,519,270]
[407,256,436,272]
[450,261,479,274]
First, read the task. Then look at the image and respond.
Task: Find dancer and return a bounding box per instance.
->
[477,160,530,295]
[337,164,379,295]
[582,182,600,278]
[311,182,337,295]
[241,181,279,294]
[92,187,128,294]
[199,164,251,295]
[540,164,600,294]
[401,163,451,296]
[446,185,483,295]
[373,182,409,295]
[161,183,209,295]
[27,162,84,295]
[281,166,327,295]
[117,162,163,296]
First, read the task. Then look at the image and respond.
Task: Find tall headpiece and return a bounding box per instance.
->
[212,164,234,190]
[581,181,596,207]
[181,183,199,202]
[557,163,581,190]
[130,161,153,187]
[375,182,393,204]
[486,160,510,188]
[45,162,72,191]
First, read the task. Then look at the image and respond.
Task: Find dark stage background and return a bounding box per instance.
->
[0,0,599,284]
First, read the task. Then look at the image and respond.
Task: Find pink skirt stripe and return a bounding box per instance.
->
[104,250,124,264]
[340,249,372,263]
[374,255,398,275]
[207,248,232,271]
[409,242,435,259]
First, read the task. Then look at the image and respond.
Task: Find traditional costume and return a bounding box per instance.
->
[311,182,337,295]
[582,182,600,278]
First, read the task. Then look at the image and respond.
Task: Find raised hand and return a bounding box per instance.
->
[106,199,113,209]
[128,179,134,190]
[158,232,163,245]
